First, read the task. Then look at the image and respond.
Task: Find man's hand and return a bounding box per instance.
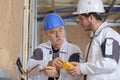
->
[44,66,59,78]
[52,58,65,70]
[66,62,81,76]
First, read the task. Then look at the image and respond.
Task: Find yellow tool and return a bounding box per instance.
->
[62,61,74,70]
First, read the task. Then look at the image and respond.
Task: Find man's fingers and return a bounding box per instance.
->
[53,58,65,67]
[44,66,59,77]
[45,66,53,69]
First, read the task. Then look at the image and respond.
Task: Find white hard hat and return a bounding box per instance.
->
[73,0,105,14]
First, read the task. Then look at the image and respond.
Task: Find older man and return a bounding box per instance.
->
[27,13,82,80]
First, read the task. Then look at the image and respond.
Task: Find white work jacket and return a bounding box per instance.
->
[80,22,120,80]
[27,40,82,80]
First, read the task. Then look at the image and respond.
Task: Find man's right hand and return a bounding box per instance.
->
[44,66,59,78]
[66,62,81,76]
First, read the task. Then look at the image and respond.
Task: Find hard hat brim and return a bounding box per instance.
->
[72,11,79,15]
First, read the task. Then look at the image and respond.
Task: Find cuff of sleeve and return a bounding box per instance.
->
[80,63,88,74]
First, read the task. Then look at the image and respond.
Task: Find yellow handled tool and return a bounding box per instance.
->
[62,61,74,70]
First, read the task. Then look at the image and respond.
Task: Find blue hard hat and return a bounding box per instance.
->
[43,13,64,31]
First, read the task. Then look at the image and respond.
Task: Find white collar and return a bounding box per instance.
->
[42,39,68,53]
[91,22,108,37]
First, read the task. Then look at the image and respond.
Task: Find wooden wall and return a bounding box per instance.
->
[0,0,22,79]
[66,25,90,55]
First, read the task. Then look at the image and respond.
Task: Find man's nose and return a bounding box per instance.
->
[56,32,60,37]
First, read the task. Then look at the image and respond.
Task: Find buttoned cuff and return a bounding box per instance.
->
[80,63,88,74]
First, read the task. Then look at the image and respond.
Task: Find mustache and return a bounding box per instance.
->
[55,37,64,42]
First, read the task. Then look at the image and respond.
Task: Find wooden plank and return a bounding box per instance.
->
[0,0,23,79]
[22,0,30,79]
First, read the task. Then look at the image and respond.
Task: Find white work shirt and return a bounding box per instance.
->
[80,22,120,80]
[27,40,82,80]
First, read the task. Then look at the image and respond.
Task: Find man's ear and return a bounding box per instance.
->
[45,31,49,37]
[45,31,50,40]
[88,15,92,21]
[88,14,95,23]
